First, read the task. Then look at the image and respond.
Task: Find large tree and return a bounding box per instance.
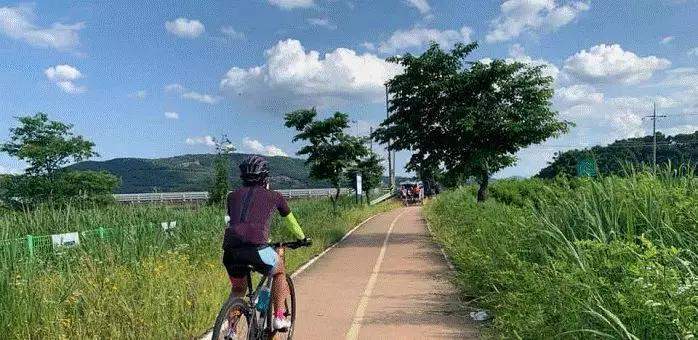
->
[1,112,97,176]
[285,108,369,211]
[374,42,571,201]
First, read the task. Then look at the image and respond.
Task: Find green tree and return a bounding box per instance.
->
[1,113,118,207]
[1,112,97,176]
[347,152,384,204]
[285,108,369,211]
[374,43,570,201]
[208,135,235,205]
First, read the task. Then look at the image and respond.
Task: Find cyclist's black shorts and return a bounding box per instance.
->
[223,245,278,278]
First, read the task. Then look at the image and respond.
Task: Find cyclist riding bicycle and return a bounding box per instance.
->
[222,155,307,333]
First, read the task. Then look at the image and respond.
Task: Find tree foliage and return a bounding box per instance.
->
[0,113,118,208]
[208,135,235,206]
[537,131,698,178]
[374,42,571,201]
[346,152,384,203]
[285,108,369,210]
[1,112,97,176]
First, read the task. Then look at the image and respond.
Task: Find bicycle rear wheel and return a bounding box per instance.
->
[267,274,296,340]
[213,297,251,340]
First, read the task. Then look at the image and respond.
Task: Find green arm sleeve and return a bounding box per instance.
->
[284,212,306,240]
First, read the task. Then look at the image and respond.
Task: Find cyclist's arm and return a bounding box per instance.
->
[283,212,305,240]
[276,192,306,240]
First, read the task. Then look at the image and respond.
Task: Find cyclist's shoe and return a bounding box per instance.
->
[273,317,292,331]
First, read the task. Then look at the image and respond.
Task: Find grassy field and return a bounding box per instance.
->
[425,171,698,339]
[0,198,397,339]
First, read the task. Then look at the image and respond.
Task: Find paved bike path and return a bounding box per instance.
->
[292,206,478,339]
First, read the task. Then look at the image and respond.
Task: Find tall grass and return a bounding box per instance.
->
[425,168,698,338]
[0,198,397,339]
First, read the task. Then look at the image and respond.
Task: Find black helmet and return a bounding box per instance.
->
[239,155,269,185]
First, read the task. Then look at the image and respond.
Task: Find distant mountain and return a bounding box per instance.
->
[537,131,698,178]
[68,153,331,193]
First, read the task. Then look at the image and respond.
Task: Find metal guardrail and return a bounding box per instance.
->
[113,188,354,204]
[369,191,394,205]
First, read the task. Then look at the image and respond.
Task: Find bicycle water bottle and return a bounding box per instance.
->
[256,287,271,312]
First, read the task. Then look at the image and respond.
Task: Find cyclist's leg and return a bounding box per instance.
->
[270,248,289,318]
[223,249,250,297]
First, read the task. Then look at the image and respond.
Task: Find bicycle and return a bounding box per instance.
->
[212,239,312,340]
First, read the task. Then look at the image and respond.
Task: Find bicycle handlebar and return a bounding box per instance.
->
[269,238,312,250]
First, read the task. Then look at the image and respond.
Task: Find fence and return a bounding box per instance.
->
[113,188,354,204]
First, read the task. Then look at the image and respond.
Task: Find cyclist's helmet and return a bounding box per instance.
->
[239,155,269,186]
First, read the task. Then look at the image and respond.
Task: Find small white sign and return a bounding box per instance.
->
[356,174,363,195]
[51,232,80,249]
[161,221,177,231]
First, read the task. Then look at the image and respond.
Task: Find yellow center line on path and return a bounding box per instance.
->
[345,209,407,340]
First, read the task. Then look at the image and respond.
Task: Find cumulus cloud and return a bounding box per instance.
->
[662,124,698,136]
[688,47,698,57]
[405,0,431,15]
[220,39,403,110]
[660,36,675,45]
[241,137,289,157]
[164,111,179,119]
[555,84,603,106]
[44,65,86,94]
[506,43,560,80]
[0,5,84,50]
[372,26,472,54]
[220,26,245,40]
[563,44,671,84]
[185,136,216,147]
[486,0,589,43]
[165,18,205,38]
[165,83,220,104]
[307,18,336,30]
[130,90,147,99]
[268,0,314,10]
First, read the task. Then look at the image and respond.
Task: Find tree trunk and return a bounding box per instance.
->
[477,171,489,202]
[331,186,340,213]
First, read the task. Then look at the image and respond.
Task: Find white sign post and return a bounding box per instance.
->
[161,221,177,232]
[356,174,363,204]
[51,232,80,250]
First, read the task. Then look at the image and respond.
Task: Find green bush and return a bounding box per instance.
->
[425,173,698,338]
[1,170,119,208]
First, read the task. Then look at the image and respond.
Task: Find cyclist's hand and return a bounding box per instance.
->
[299,237,312,247]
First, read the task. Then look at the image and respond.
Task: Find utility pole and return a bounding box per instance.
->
[369,126,373,152]
[644,101,667,172]
[385,83,395,189]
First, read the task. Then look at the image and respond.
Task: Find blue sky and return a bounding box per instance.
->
[1,0,698,177]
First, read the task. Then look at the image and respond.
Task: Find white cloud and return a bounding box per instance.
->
[185,136,216,147]
[220,26,245,40]
[164,111,179,119]
[220,39,403,110]
[165,18,205,38]
[506,43,560,80]
[268,0,314,10]
[555,84,603,106]
[405,0,431,15]
[241,137,289,157]
[44,64,86,94]
[688,47,698,57]
[165,83,220,104]
[0,5,84,50]
[486,0,589,43]
[0,164,20,174]
[130,90,147,99]
[307,18,336,30]
[662,124,698,136]
[660,36,675,45]
[563,44,671,84]
[373,26,472,54]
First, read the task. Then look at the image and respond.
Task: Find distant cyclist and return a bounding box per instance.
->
[222,155,307,332]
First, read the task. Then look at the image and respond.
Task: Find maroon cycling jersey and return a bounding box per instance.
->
[223,185,291,248]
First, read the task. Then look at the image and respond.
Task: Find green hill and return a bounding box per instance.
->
[537,131,698,178]
[68,153,330,193]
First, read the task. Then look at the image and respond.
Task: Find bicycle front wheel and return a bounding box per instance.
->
[213,297,251,340]
[267,274,296,340]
